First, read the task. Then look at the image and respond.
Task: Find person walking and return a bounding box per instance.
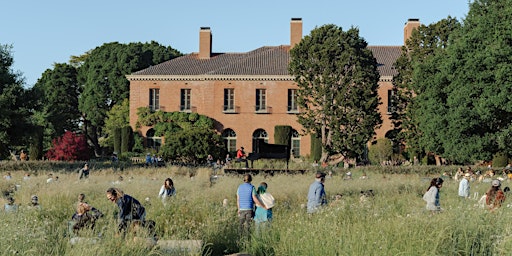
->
[458,173,471,199]
[236,174,265,238]
[158,178,176,205]
[307,172,327,213]
[486,179,506,212]
[423,177,444,214]
[106,188,146,234]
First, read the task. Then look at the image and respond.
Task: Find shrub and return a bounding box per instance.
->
[45,131,91,161]
[492,152,509,167]
[274,125,292,145]
[368,138,392,165]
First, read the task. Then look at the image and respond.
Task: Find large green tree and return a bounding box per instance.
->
[78,41,181,156]
[0,44,32,158]
[289,25,381,164]
[32,63,81,139]
[392,18,461,162]
[437,0,512,163]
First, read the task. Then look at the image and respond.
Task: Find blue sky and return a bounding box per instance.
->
[2,0,470,87]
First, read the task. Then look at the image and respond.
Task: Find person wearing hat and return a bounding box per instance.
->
[307,172,327,213]
[458,173,471,199]
[28,195,41,210]
[485,179,506,212]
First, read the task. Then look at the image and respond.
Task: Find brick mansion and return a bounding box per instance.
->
[127,18,421,157]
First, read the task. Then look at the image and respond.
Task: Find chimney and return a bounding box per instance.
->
[290,18,303,48]
[199,27,212,59]
[403,18,420,45]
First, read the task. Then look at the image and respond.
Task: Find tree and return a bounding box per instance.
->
[45,131,90,161]
[436,0,512,163]
[103,98,130,149]
[392,17,461,162]
[78,42,181,156]
[368,138,393,165]
[0,44,32,158]
[289,25,381,164]
[31,63,81,138]
[274,125,292,146]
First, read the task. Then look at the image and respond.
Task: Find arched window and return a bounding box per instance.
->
[146,128,161,151]
[252,129,268,143]
[222,129,237,153]
[291,129,301,157]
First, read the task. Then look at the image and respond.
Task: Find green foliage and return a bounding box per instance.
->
[29,126,44,160]
[274,125,292,145]
[77,42,181,155]
[103,98,130,148]
[132,133,144,153]
[0,44,33,158]
[113,128,121,154]
[492,152,509,168]
[310,134,322,162]
[121,126,133,153]
[289,24,381,162]
[161,128,225,163]
[31,63,80,138]
[368,138,393,165]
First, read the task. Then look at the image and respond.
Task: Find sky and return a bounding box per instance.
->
[2,0,470,87]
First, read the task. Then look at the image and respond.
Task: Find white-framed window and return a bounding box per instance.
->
[255,89,267,112]
[146,128,161,151]
[253,129,268,143]
[288,89,298,113]
[224,88,235,112]
[222,129,237,153]
[149,88,160,111]
[181,89,191,111]
[291,129,301,157]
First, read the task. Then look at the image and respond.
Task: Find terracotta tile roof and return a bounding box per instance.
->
[130,45,401,79]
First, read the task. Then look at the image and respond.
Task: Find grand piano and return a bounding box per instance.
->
[247,138,291,169]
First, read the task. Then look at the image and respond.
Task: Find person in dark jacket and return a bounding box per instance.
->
[106,187,146,234]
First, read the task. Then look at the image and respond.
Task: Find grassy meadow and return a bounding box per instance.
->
[0,163,511,256]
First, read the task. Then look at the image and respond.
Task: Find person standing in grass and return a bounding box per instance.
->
[158,178,176,205]
[4,197,18,213]
[237,174,265,237]
[486,179,506,212]
[458,173,471,199]
[106,187,146,234]
[307,172,327,213]
[423,177,444,213]
[254,182,275,228]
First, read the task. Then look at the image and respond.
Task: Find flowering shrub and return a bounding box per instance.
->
[45,131,90,161]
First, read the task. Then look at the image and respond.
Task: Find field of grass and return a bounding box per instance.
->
[0,163,511,255]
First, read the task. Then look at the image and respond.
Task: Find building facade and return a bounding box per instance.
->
[127,18,420,157]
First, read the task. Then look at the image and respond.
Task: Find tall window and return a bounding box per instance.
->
[181,89,191,111]
[288,89,298,112]
[255,89,267,112]
[149,88,160,111]
[146,128,161,151]
[387,89,395,114]
[291,129,301,157]
[253,129,268,143]
[223,88,235,112]
[222,129,237,153]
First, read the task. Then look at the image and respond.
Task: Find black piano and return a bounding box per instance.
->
[247,138,290,169]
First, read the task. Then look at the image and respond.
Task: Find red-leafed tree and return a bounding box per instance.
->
[45,131,90,161]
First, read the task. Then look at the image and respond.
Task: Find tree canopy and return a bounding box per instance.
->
[289,24,381,163]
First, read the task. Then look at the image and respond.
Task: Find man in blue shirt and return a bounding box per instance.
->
[237,174,265,237]
[307,172,327,213]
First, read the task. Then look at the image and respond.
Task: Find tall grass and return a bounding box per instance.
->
[0,165,510,255]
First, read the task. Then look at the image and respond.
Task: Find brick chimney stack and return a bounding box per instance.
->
[290,18,303,48]
[199,27,212,59]
[403,18,420,45]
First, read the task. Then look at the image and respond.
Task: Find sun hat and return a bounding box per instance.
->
[492,179,501,187]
